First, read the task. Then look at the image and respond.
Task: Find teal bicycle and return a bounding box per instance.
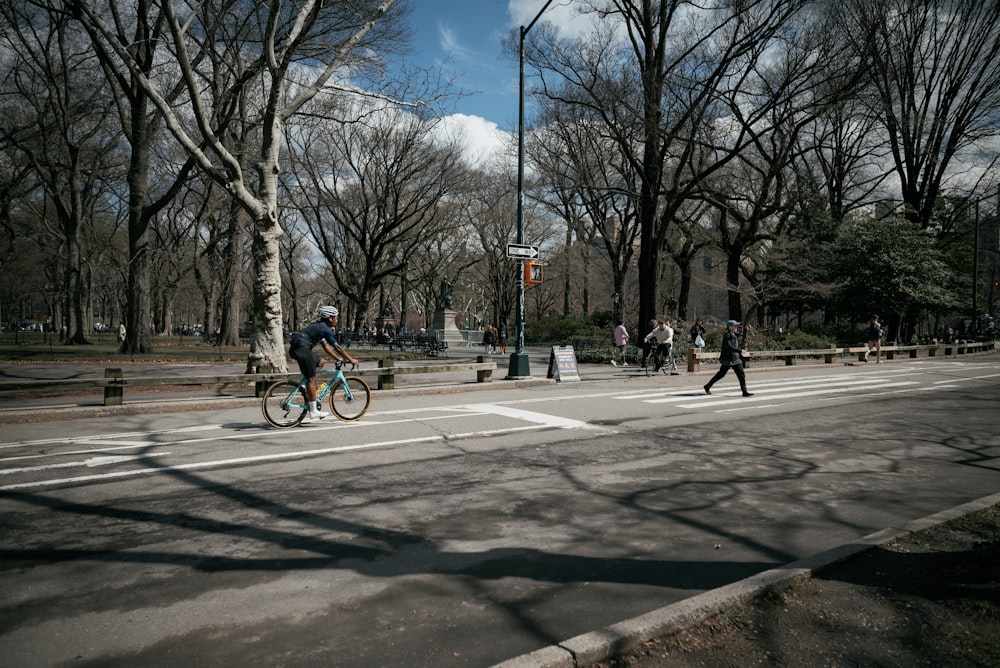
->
[261,361,372,428]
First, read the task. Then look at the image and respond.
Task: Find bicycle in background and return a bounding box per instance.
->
[644,342,678,377]
[261,361,371,428]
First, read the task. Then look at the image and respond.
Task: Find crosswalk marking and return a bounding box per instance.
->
[675,380,919,408]
[613,368,938,410]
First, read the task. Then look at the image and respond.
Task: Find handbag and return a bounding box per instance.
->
[694,334,705,348]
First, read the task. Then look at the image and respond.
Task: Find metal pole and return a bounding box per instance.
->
[507,0,558,379]
[972,201,980,337]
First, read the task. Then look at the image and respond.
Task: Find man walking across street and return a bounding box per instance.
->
[703,320,753,397]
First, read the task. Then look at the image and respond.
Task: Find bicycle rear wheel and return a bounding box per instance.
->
[261,380,307,428]
[329,376,371,421]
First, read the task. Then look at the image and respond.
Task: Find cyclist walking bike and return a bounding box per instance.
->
[643,319,678,376]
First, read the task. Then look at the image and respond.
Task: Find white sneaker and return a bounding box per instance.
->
[623,362,629,367]
[306,410,329,421]
[610,360,617,367]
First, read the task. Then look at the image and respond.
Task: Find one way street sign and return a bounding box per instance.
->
[506,243,539,259]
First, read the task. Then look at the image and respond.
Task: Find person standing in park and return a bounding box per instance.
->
[288,306,360,421]
[865,315,883,364]
[611,320,630,367]
[703,320,753,397]
[482,323,497,354]
[498,320,508,354]
[690,318,706,351]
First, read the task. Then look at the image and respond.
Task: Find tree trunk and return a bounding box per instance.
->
[726,247,744,323]
[246,213,287,373]
[676,258,693,322]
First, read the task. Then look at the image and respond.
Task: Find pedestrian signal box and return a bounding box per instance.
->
[525,260,543,286]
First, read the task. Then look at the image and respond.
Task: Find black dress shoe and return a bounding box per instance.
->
[742,392,754,397]
[703,385,711,395]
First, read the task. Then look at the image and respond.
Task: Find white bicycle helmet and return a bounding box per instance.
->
[318,305,339,318]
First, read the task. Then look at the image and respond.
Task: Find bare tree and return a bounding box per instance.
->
[519,0,811,330]
[0,3,126,343]
[65,0,404,371]
[842,0,1000,229]
[287,106,467,334]
[529,112,643,323]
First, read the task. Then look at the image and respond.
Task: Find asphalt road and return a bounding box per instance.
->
[1,356,999,667]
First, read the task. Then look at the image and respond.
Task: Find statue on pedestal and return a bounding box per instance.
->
[439,277,454,310]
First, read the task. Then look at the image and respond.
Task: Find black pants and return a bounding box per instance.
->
[705,362,747,393]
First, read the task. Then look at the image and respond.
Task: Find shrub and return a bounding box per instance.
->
[782,330,835,349]
[526,315,603,345]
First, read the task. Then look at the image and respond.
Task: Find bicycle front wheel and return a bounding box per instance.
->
[261,380,307,428]
[329,376,371,421]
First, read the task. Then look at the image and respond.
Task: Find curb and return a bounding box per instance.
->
[490,491,1000,668]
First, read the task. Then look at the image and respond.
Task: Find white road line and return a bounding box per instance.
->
[0,436,446,491]
[931,372,1000,384]
[1,453,170,475]
[456,403,602,430]
[0,444,169,463]
[0,406,603,490]
[0,425,221,450]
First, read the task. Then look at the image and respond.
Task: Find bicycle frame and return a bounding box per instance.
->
[262,361,371,428]
[285,364,353,409]
[643,342,676,376]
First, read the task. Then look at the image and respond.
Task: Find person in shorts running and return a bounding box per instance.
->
[864,315,883,364]
[288,306,360,421]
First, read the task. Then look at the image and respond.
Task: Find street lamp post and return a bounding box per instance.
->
[508,0,558,380]
[972,201,980,337]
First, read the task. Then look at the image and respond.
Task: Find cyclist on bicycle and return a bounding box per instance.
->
[643,320,675,373]
[288,306,360,421]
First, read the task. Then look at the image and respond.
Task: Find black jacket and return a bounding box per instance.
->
[719,330,743,366]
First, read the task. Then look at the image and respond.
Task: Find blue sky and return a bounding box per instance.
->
[407,0,520,129]
[396,1,586,164]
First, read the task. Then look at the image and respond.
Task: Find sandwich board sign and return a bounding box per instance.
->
[547,345,580,382]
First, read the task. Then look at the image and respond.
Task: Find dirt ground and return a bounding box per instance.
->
[589,504,1000,668]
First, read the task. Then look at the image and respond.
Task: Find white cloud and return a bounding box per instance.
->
[437,21,485,66]
[432,113,512,167]
[508,0,593,38]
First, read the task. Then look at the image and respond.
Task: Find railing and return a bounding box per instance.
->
[686,340,997,372]
[0,357,498,407]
